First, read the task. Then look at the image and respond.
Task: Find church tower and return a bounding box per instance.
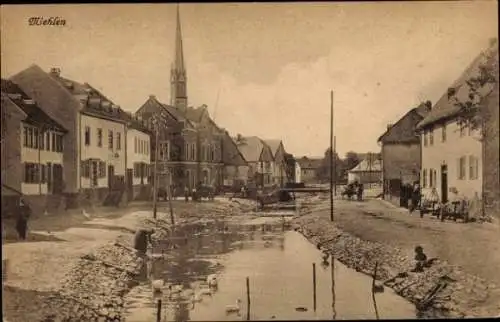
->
[170,5,187,110]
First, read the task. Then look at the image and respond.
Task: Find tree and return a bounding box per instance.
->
[448,38,499,134]
[317,147,343,182]
[344,151,360,171]
[448,38,499,220]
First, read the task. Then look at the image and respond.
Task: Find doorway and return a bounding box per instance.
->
[52,164,63,194]
[440,164,448,203]
[108,165,115,190]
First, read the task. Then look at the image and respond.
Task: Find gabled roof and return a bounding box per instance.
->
[222,131,247,166]
[416,43,499,130]
[234,136,269,162]
[263,139,282,156]
[349,158,382,173]
[139,95,195,129]
[1,78,66,132]
[297,157,322,169]
[378,103,431,144]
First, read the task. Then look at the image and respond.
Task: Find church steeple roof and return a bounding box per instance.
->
[174,4,185,74]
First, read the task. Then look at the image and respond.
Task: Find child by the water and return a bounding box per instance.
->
[414,245,427,272]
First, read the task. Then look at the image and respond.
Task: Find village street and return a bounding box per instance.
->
[3,193,500,321]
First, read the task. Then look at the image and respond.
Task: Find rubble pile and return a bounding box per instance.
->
[293,213,498,318]
[37,243,143,322]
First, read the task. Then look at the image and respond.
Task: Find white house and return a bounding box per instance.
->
[415,48,491,204]
[294,159,302,184]
[11,66,129,207]
[1,79,67,199]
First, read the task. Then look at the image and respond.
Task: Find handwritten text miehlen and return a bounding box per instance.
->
[28,17,66,26]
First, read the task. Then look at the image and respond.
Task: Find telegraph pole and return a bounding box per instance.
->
[330,90,334,222]
[333,135,337,196]
[152,118,160,220]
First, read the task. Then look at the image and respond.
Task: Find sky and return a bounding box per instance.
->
[1,2,498,158]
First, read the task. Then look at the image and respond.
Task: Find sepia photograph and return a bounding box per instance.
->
[1,1,499,321]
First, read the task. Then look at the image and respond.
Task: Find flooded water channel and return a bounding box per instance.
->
[123,217,417,321]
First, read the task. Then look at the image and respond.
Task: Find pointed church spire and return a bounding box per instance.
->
[171,4,188,109]
[174,4,185,73]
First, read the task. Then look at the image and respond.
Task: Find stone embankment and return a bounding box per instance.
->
[30,198,256,322]
[292,207,499,319]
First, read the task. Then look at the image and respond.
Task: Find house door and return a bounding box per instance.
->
[47,163,52,194]
[441,164,448,203]
[108,165,115,190]
[126,169,133,200]
[52,164,63,194]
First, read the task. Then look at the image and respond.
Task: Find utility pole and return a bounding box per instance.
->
[333,135,337,196]
[152,117,161,220]
[330,90,334,222]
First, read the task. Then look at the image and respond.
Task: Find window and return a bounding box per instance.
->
[39,130,44,150]
[99,161,106,178]
[116,132,121,150]
[429,129,434,146]
[458,156,466,180]
[423,132,428,147]
[145,141,149,155]
[429,169,434,188]
[46,132,50,151]
[23,126,28,147]
[97,128,103,147]
[55,134,63,152]
[23,163,39,183]
[185,143,189,160]
[84,126,91,146]
[33,128,39,149]
[210,144,215,162]
[442,125,447,142]
[108,130,113,150]
[191,143,196,161]
[469,155,479,180]
[27,127,33,148]
[422,169,427,188]
[40,164,46,183]
[81,160,90,178]
[459,124,466,137]
[51,133,56,152]
[134,137,138,154]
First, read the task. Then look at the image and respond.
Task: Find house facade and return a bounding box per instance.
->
[297,157,322,183]
[124,114,152,201]
[264,139,288,187]
[347,157,382,184]
[415,48,494,205]
[11,66,129,207]
[235,136,274,188]
[1,79,67,214]
[377,102,431,205]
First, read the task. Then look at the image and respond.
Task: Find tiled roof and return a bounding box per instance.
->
[222,132,247,166]
[51,77,128,123]
[416,43,499,130]
[349,158,382,173]
[234,136,268,162]
[1,78,66,132]
[297,157,322,169]
[263,139,282,156]
[184,106,206,123]
[377,103,430,144]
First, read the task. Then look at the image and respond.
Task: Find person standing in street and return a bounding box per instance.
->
[16,199,31,241]
[357,183,364,201]
[409,181,421,214]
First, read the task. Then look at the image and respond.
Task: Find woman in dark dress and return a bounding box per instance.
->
[16,199,31,240]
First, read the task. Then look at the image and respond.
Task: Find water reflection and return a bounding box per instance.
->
[124,219,417,321]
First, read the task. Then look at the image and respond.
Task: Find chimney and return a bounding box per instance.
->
[149,95,156,100]
[64,81,74,89]
[424,100,432,111]
[387,123,393,130]
[49,68,61,77]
